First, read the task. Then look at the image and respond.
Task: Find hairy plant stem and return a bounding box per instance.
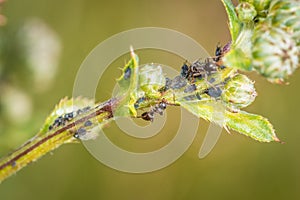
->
[0,98,118,183]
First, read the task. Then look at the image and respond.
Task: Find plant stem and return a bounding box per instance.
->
[0,98,118,183]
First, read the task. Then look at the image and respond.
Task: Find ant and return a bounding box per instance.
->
[180,42,230,83]
[138,100,168,122]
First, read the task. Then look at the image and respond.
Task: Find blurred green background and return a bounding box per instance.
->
[0,0,300,199]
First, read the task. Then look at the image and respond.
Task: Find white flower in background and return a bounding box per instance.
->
[20,18,61,91]
[1,85,32,124]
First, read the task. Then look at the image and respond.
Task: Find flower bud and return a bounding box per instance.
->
[252,24,299,82]
[268,0,300,44]
[241,0,271,16]
[221,74,257,110]
[236,2,257,23]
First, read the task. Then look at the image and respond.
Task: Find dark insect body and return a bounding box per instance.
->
[184,84,197,93]
[180,63,189,78]
[141,111,154,122]
[140,101,167,122]
[84,120,93,127]
[124,67,131,80]
[134,97,146,109]
[159,77,172,93]
[49,116,66,130]
[76,106,90,116]
[180,43,230,83]
[214,44,223,62]
[82,106,91,113]
[74,127,87,139]
[214,42,231,62]
[48,106,92,131]
[209,77,216,83]
[205,86,223,98]
[11,161,16,167]
[170,76,187,89]
[64,112,74,121]
[183,93,202,101]
[180,59,219,82]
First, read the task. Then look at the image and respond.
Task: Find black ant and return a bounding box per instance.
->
[138,100,168,122]
[180,43,230,83]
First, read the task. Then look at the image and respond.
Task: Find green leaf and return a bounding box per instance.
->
[116,49,139,95]
[222,48,252,71]
[179,99,280,142]
[115,48,140,117]
[225,111,280,142]
[38,97,94,136]
[221,0,242,42]
[179,100,226,127]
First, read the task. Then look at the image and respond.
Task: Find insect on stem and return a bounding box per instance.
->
[0,98,119,183]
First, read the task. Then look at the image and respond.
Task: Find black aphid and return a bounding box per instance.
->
[74,133,79,139]
[84,120,93,127]
[82,106,91,113]
[77,109,83,115]
[184,84,197,93]
[219,65,226,69]
[214,44,223,62]
[181,63,189,78]
[209,78,216,84]
[159,77,172,93]
[54,116,64,126]
[205,87,223,98]
[11,161,16,167]
[165,77,172,89]
[124,67,131,80]
[64,112,74,121]
[74,127,87,139]
[170,76,187,89]
[49,106,92,131]
[183,93,201,101]
[134,97,146,109]
[196,93,201,100]
[49,116,66,130]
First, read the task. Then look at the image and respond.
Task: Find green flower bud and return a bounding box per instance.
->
[139,64,165,97]
[268,0,300,44]
[241,0,271,16]
[221,74,257,110]
[269,0,300,28]
[252,24,299,82]
[236,2,257,22]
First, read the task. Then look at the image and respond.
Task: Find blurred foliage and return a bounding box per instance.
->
[0,0,300,200]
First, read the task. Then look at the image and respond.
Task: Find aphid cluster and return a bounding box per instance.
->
[140,101,167,122]
[159,76,187,92]
[48,106,91,131]
[180,44,229,83]
[136,43,231,123]
[181,58,219,82]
